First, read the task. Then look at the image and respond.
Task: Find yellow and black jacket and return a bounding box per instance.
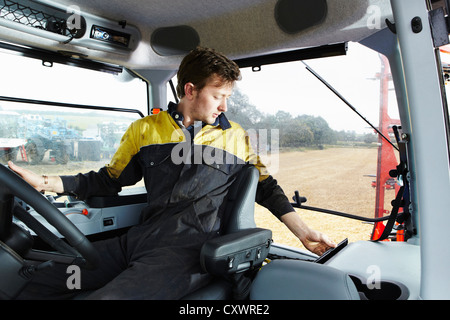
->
[61,102,294,238]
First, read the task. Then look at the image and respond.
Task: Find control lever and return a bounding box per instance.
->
[292,191,307,206]
[20,260,55,280]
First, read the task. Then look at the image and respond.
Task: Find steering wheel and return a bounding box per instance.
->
[0,164,99,268]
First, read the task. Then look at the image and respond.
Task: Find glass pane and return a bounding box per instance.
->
[0,49,146,193]
[0,101,141,175]
[229,42,400,248]
[0,49,148,116]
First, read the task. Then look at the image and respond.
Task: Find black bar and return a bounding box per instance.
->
[0,41,122,75]
[0,96,144,118]
[234,43,347,69]
[0,194,13,242]
[302,61,399,152]
[169,79,179,104]
[291,202,390,223]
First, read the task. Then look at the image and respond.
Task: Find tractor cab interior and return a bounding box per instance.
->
[1,0,450,302]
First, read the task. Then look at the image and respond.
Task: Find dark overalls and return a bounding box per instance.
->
[18,102,294,299]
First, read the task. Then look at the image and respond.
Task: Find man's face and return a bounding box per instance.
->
[190,74,234,125]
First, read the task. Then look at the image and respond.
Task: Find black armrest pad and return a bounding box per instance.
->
[200,228,272,276]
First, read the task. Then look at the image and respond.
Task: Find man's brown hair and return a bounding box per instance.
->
[176,47,241,98]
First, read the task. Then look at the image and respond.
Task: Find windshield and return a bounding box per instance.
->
[0,49,148,112]
[0,48,147,186]
[224,43,399,248]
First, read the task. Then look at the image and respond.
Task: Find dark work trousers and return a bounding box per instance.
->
[16,219,214,300]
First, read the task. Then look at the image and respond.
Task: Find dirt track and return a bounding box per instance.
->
[254,147,393,250]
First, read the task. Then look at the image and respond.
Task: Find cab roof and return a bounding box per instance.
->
[0,0,393,69]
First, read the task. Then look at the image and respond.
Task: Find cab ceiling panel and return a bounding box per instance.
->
[0,0,393,69]
[186,0,393,59]
[57,0,392,58]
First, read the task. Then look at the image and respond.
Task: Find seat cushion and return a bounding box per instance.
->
[250,259,360,300]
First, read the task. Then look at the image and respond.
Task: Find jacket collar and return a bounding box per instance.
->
[167,101,231,130]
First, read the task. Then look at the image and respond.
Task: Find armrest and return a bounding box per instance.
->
[200,228,272,276]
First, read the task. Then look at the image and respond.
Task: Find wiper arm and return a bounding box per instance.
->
[302,61,399,151]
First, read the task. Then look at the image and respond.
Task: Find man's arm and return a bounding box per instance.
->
[280,211,335,256]
[8,161,64,193]
[8,119,142,199]
[9,158,143,202]
[256,175,336,256]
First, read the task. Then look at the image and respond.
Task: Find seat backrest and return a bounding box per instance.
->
[223,165,259,234]
[182,165,261,300]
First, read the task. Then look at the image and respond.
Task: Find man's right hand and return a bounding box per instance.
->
[8,161,64,194]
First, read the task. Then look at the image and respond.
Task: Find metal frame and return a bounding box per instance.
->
[392,0,450,299]
[0,96,144,118]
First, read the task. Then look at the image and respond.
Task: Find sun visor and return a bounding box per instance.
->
[275,0,328,34]
[151,25,200,56]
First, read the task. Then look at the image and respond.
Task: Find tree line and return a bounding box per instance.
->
[225,88,377,149]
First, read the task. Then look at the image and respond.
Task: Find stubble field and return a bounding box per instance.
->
[254,147,394,251]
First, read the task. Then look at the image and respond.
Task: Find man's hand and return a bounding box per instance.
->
[281,211,336,256]
[297,227,336,256]
[8,161,64,194]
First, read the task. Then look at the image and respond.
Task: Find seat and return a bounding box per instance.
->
[222,164,259,233]
[185,164,359,301]
[182,164,262,300]
[250,259,360,300]
[72,165,261,300]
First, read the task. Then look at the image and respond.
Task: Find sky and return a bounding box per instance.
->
[235,42,398,133]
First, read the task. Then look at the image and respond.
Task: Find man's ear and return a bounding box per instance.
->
[184,82,196,99]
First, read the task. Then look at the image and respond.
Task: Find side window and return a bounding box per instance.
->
[0,49,147,186]
[230,43,400,248]
[0,104,140,164]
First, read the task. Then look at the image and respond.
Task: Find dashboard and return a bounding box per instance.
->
[326,240,421,300]
[16,187,147,238]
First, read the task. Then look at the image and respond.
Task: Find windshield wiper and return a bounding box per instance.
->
[302,61,399,151]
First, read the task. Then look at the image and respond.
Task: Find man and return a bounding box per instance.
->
[10,47,334,299]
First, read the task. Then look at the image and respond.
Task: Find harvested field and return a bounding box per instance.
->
[255,147,395,250]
